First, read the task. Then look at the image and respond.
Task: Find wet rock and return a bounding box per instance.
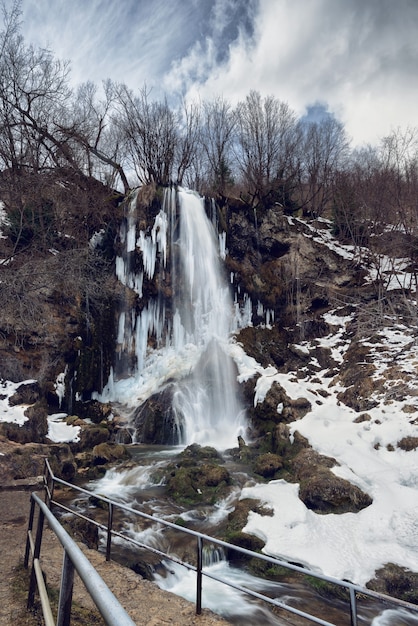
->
[224,498,271,564]
[177,443,223,465]
[165,445,231,505]
[133,384,181,445]
[92,442,130,465]
[166,463,231,505]
[201,463,230,486]
[253,452,283,478]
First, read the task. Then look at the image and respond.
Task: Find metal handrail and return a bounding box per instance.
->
[42,459,418,626]
[25,491,136,626]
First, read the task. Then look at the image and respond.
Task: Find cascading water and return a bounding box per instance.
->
[98,186,247,449]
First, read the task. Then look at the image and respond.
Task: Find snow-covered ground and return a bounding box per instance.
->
[229,312,418,587]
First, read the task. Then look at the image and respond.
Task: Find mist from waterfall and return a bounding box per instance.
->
[98,186,247,449]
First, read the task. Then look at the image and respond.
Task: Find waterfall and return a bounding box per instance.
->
[98,186,247,449]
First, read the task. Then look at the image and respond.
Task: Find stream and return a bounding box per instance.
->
[69,444,418,626]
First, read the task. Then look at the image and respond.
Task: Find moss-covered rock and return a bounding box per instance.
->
[166,462,231,505]
[176,443,223,466]
[163,444,231,505]
[91,442,129,465]
[253,452,283,478]
[77,423,110,450]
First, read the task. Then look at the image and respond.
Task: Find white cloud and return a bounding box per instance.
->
[173,0,418,145]
[15,0,418,146]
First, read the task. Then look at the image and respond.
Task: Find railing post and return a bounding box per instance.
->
[106,502,113,561]
[24,496,36,568]
[43,459,54,507]
[196,536,203,615]
[57,551,75,626]
[349,587,358,626]
[27,507,45,609]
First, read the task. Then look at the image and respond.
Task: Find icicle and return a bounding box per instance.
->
[137,210,168,279]
[127,218,136,253]
[219,232,227,260]
[117,312,125,346]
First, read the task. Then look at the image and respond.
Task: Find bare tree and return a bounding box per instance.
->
[114,84,178,186]
[0,19,74,171]
[200,96,235,195]
[174,98,200,185]
[379,127,418,234]
[298,114,349,217]
[234,90,300,208]
[71,79,130,192]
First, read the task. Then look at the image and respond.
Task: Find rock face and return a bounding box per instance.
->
[2,178,418,608]
[0,169,122,413]
[1,181,415,471]
[133,384,181,445]
[0,180,396,428]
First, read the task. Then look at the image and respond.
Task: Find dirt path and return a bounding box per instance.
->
[0,485,230,626]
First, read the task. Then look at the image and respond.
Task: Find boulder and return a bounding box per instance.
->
[92,442,129,465]
[253,452,283,478]
[0,399,48,444]
[165,444,231,505]
[367,564,418,604]
[298,472,372,514]
[133,384,181,444]
[397,436,418,451]
[77,423,110,450]
[8,381,41,406]
[48,443,77,481]
[291,448,372,514]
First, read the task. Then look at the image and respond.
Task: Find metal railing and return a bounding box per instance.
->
[39,459,418,626]
[25,491,136,626]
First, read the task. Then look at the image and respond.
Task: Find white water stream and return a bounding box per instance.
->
[87,456,418,626]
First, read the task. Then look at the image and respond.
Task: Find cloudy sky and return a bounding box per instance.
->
[10,0,418,147]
